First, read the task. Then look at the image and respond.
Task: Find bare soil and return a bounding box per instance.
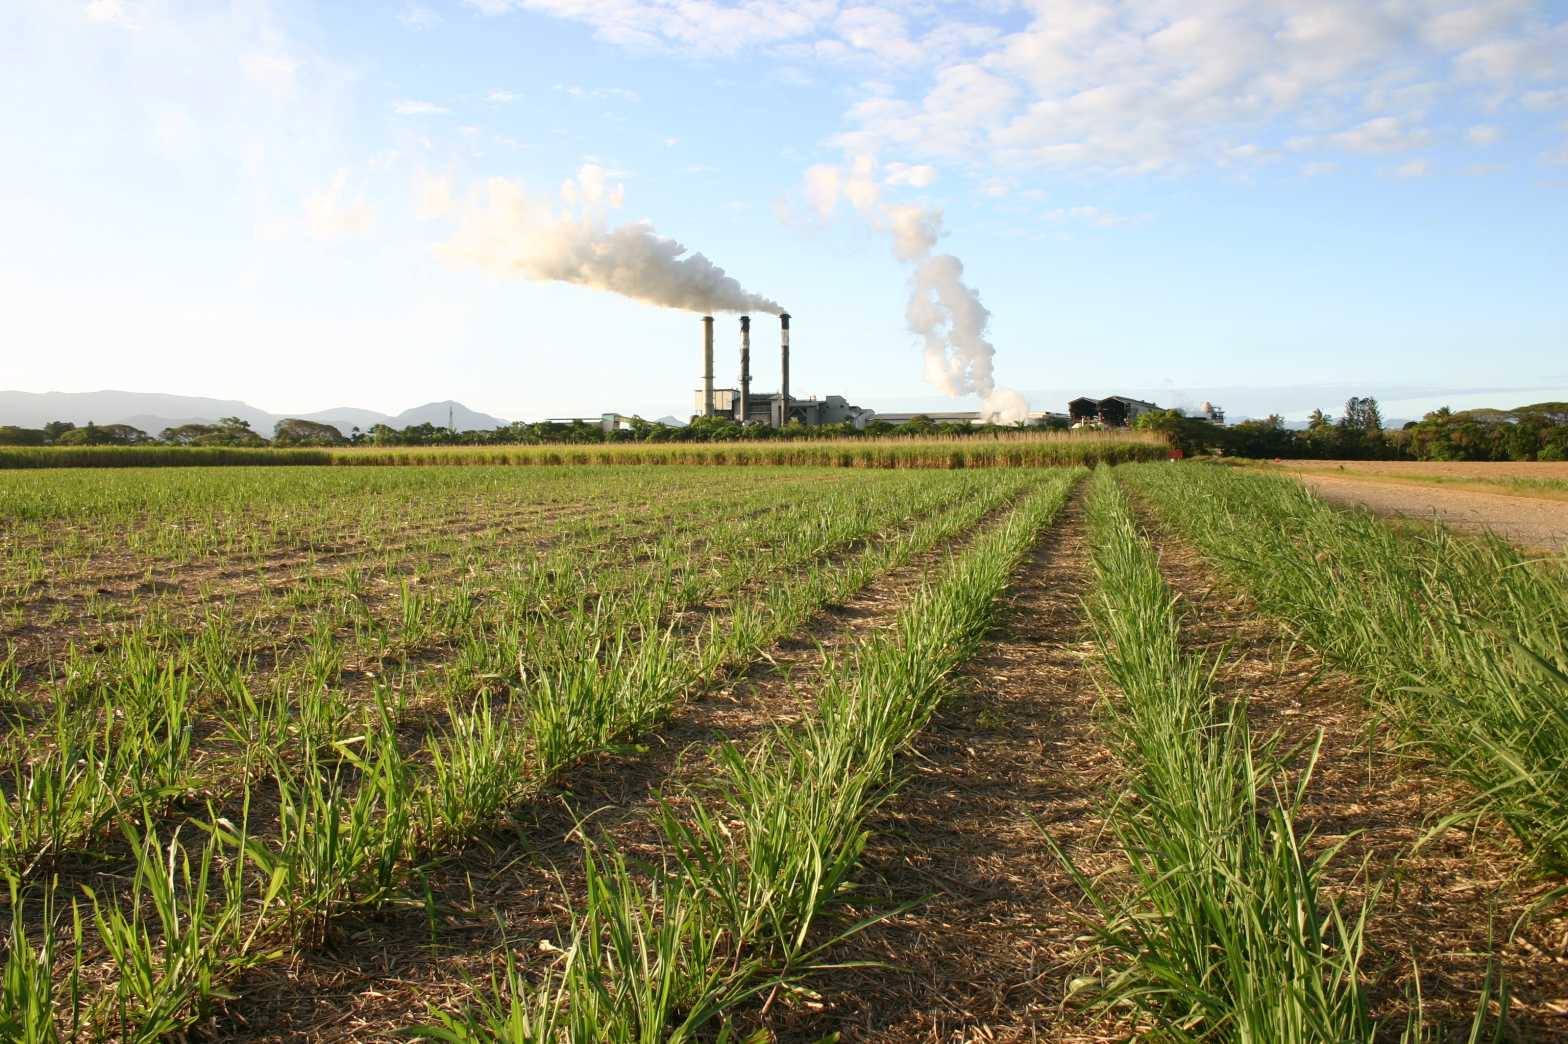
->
[765,496,1127,1042]
[1294,474,1568,552]
[1268,461,1568,482]
[1144,510,1568,1040]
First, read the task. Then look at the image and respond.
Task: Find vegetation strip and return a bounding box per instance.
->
[1122,462,1568,875]
[0,431,1166,470]
[0,471,975,875]
[414,469,1080,1040]
[206,468,1022,1038]
[774,492,1121,1040]
[1139,503,1566,1035]
[2,471,1039,1040]
[1064,466,1379,1040]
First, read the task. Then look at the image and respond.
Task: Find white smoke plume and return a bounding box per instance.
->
[805,157,1029,425]
[440,165,783,315]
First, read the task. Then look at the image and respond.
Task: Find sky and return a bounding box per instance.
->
[3,0,1566,423]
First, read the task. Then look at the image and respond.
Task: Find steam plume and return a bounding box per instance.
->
[441,165,782,315]
[805,158,1028,424]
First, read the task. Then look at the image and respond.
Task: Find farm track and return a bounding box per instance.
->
[764,495,1128,1043]
[200,480,1045,1040]
[1296,473,1568,552]
[1137,504,1568,1039]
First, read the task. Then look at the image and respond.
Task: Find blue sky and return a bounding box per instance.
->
[3,0,1566,423]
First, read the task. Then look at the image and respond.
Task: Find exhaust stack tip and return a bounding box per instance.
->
[780,312,790,327]
[740,315,750,330]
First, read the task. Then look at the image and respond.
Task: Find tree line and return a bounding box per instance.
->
[0,417,347,448]
[0,413,1070,450]
[1137,398,1568,461]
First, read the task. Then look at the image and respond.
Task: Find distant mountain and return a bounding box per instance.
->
[654,415,687,427]
[0,391,274,432]
[0,390,511,437]
[393,401,510,431]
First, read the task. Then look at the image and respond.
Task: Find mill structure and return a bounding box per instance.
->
[692,313,869,429]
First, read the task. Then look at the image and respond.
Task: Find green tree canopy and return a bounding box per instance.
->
[272,418,348,446]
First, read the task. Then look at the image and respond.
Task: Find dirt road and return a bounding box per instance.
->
[1299,473,1568,552]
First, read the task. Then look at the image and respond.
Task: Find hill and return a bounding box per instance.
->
[0,390,510,437]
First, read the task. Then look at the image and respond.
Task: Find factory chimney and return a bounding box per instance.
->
[702,315,715,417]
[778,312,790,428]
[739,315,751,425]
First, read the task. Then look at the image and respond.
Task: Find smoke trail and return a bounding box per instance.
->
[806,159,1029,424]
[440,165,783,315]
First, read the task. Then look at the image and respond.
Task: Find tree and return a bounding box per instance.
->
[0,426,48,446]
[1134,408,1220,457]
[56,423,148,446]
[1306,408,1331,430]
[273,418,348,447]
[159,419,267,446]
[1339,396,1383,434]
[43,420,76,441]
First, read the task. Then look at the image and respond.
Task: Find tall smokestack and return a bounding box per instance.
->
[702,315,715,417]
[778,312,790,428]
[739,315,751,425]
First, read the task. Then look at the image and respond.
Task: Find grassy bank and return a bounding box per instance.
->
[0,431,1168,470]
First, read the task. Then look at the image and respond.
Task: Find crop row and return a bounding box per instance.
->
[2,470,1010,876]
[1068,468,1378,1039]
[2,470,1043,1040]
[416,469,1082,1039]
[1123,463,1568,875]
[0,470,881,674]
[0,466,850,583]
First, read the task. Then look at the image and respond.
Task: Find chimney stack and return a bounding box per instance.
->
[778,312,791,428]
[702,315,715,417]
[739,315,751,425]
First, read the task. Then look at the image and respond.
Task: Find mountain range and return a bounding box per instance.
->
[0,390,510,437]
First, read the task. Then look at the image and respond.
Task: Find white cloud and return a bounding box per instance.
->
[803,163,843,217]
[1330,116,1431,153]
[461,0,1565,180]
[83,0,134,26]
[833,6,922,66]
[1467,124,1502,145]
[884,162,936,188]
[303,170,374,240]
[398,3,442,29]
[487,89,520,103]
[241,53,300,96]
[1523,88,1568,111]
[1391,158,1432,178]
[1301,161,1339,177]
[1222,143,1279,165]
[392,99,448,115]
[1457,24,1568,82]
[1044,205,1142,228]
[415,170,453,220]
[554,84,642,103]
